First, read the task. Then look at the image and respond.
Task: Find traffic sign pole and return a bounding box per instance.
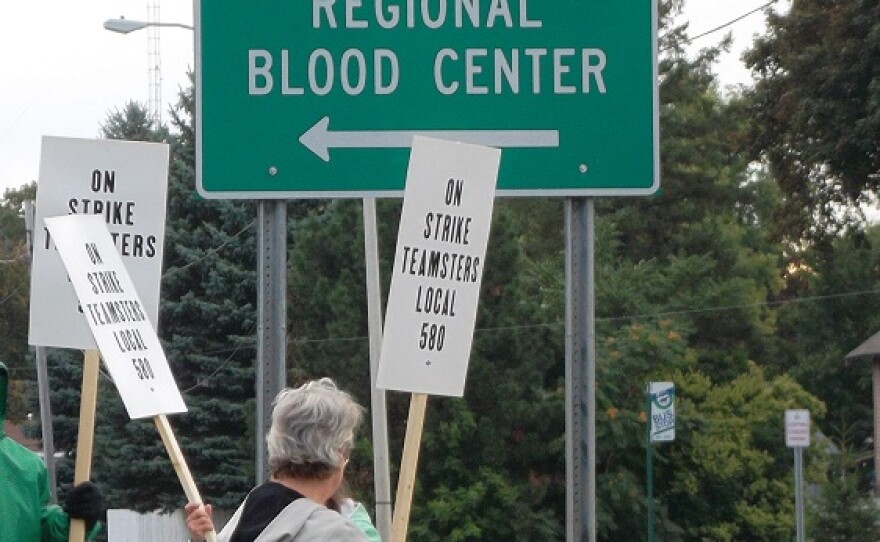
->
[646,384,655,542]
[794,446,805,542]
[565,198,596,542]
[363,198,393,542]
[785,409,810,542]
[23,200,57,504]
[255,201,288,484]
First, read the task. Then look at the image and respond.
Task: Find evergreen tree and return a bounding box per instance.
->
[287,198,391,507]
[408,205,567,540]
[288,199,568,538]
[0,183,35,391]
[808,436,880,542]
[87,95,258,511]
[157,84,258,510]
[771,226,880,487]
[28,2,867,538]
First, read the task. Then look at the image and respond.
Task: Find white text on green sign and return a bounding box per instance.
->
[196,0,658,197]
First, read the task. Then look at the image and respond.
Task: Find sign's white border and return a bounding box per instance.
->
[28,136,169,350]
[376,137,500,397]
[194,1,659,199]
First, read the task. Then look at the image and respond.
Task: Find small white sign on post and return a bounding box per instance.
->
[44,214,186,419]
[785,409,811,448]
[29,136,169,350]
[376,136,501,397]
[649,382,675,443]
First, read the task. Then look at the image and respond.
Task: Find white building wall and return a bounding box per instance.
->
[107,509,232,541]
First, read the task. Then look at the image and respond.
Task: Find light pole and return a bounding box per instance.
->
[103,17,193,122]
[100,11,295,503]
[103,18,193,33]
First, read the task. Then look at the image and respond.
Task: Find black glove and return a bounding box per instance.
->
[64,481,105,527]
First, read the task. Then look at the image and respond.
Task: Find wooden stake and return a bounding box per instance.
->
[390,393,428,542]
[69,349,100,542]
[154,414,217,542]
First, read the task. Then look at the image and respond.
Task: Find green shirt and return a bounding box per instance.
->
[0,435,99,542]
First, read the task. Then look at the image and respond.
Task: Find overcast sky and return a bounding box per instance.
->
[0,1,780,196]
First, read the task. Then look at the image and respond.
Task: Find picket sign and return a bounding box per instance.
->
[68,350,100,542]
[154,414,217,542]
[45,215,216,542]
[375,137,501,541]
[390,393,429,542]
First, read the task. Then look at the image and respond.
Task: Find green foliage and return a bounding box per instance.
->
[408,205,567,539]
[79,92,259,512]
[809,471,880,542]
[288,198,379,401]
[288,200,568,536]
[745,0,880,240]
[16,1,876,538]
[153,86,259,511]
[772,227,880,455]
[287,198,393,505]
[597,27,784,382]
[662,366,824,541]
[0,183,35,383]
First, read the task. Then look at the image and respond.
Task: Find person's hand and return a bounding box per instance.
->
[63,481,104,528]
[185,502,214,541]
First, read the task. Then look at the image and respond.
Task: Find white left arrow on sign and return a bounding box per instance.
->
[299,116,560,162]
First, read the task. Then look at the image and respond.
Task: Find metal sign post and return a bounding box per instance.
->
[23,200,57,503]
[565,198,595,542]
[255,201,288,484]
[785,409,810,542]
[362,198,392,541]
[646,382,675,542]
[793,446,805,542]
[646,388,654,542]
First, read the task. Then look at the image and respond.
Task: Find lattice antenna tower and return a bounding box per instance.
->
[147,0,162,123]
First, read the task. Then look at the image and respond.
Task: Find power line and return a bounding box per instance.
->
[283,287,880,346]
[161,219,256,279]
[8,287,879,393]
[661,0,779,51]
[686,1,778,44]
[598,288,880,323]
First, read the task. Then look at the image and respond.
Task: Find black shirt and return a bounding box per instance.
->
[230,481,305,542]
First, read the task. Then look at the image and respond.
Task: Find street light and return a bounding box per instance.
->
[103,16,193,122]
[103,17,193,34]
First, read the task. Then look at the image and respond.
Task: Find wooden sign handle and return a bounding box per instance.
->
[390,393,428,542]
[68,349,100,542]
[154,414,217,542]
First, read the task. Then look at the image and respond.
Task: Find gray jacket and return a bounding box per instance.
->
[218,497,369,542]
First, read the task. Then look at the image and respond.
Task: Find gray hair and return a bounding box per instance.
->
[266,378,364,480]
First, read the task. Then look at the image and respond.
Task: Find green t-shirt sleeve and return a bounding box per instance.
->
[41,505,69,542]
[33,458,67,542]
[348,503,382,542]
[41,506,102,541]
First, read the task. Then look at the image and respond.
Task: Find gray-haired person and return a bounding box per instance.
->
[186,378,372,542]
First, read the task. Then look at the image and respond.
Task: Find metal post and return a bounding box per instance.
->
[565,198,596,542]
[23,200,57,503]
[873,358,880,499]
[646,385,654,542]
[256,201,287,484]
[794,447,805,542]
[362,198,393,541]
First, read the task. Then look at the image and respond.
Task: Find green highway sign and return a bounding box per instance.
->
[196,0,658,198]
